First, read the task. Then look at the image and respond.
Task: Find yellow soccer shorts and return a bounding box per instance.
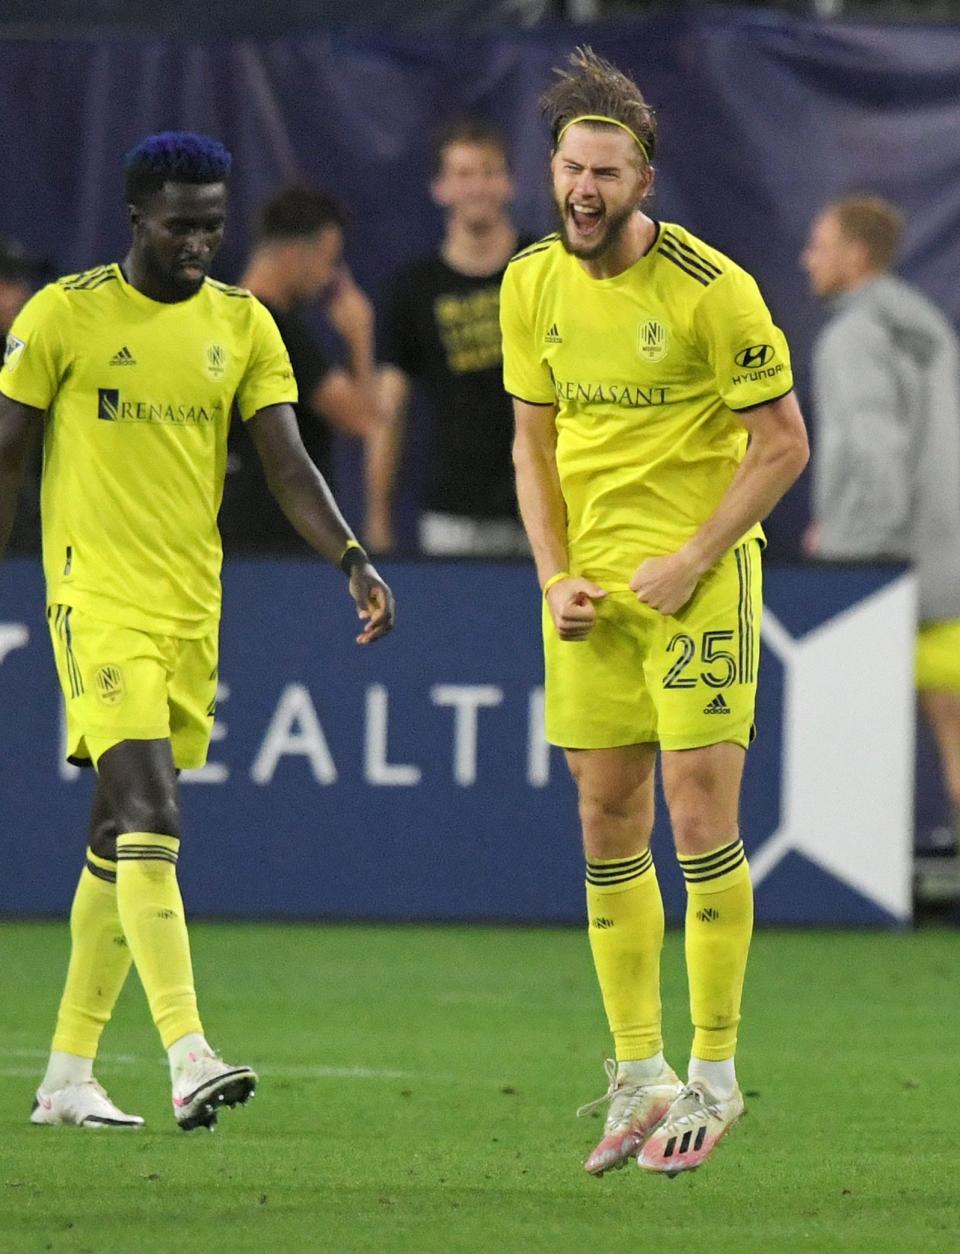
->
[916,619,960,692]
[543,541,762,751]
[48,604,218,769]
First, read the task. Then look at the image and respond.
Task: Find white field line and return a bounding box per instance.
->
[9,1048,139,1063]
[2,1051,419,1082]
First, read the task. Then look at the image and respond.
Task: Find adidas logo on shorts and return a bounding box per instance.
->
[703,693,731,715]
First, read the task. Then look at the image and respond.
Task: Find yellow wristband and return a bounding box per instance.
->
[542,571,571,597]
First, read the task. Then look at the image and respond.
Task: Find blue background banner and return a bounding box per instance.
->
[2,11,959,551]
[0,557,913,926]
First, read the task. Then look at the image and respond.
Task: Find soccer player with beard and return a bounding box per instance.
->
[0,132,394,1131]
[500,49,808,1175]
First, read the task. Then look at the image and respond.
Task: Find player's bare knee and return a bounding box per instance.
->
[89,818,119,861]
[579,790,653,857]
[114,790,181,840]
[579,791,645,828]
[670,806,738,857]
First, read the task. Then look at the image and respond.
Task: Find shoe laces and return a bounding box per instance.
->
[664,1083,722,1129]
[576,1058,664,1127]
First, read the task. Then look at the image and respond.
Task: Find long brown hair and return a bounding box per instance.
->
[540,46,657,165]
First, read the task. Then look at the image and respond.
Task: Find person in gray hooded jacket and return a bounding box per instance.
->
[802,196,960,854]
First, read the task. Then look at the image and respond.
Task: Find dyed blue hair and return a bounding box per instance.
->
[124,131,232,205]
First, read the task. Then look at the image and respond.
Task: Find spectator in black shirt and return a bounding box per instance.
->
[220,187,379,552]
[368,120,530,557]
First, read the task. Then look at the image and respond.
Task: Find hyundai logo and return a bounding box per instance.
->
[734,344,775,369]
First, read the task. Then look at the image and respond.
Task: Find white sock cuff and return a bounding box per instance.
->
[688,1056,737,1097]
[41,1049,94,1092]
[617,1052,667,1082]
[167,1031,210,1079]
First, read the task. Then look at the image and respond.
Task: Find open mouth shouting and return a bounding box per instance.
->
[567,198,605,242]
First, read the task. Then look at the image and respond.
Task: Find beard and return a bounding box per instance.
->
[553,196,638,262]
[142,244,207,301]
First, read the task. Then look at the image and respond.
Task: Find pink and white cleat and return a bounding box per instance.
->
[172,1050,256,1132]
[30,1079,144,1129]
[578,1058,681,1176]
[637,1081,744,1176]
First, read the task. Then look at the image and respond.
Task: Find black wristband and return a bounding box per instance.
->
[339,543,369,575]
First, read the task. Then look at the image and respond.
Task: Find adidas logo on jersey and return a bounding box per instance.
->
[109,346,136,366]
[545,323,562,344]
[703,694,731,715]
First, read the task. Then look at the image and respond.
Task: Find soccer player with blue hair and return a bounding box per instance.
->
[0,132,394,1131]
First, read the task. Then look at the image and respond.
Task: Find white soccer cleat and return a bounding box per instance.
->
[578,1058,682,1176]
[637,1081,744,1175]
[172,1049,257,1132]
[30,1079,144,1129]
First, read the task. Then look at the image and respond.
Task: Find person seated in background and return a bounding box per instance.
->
[220,186,379,552]
[366,119,531,557]
[802,196,960,867]
[1,236,48,553]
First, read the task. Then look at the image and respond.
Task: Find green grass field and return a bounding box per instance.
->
[1,923,958,1253]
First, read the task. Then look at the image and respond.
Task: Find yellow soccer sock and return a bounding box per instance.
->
[678,838,753,1062]
[50,850,133,1059]
[586,850,664,1063]
[115,833,203,1050]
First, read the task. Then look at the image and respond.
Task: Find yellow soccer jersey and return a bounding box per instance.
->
[0,265,297,635]
[500,224,793,588]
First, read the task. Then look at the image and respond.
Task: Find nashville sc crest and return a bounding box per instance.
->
[638,318,668,363]
[205,343,227,379]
